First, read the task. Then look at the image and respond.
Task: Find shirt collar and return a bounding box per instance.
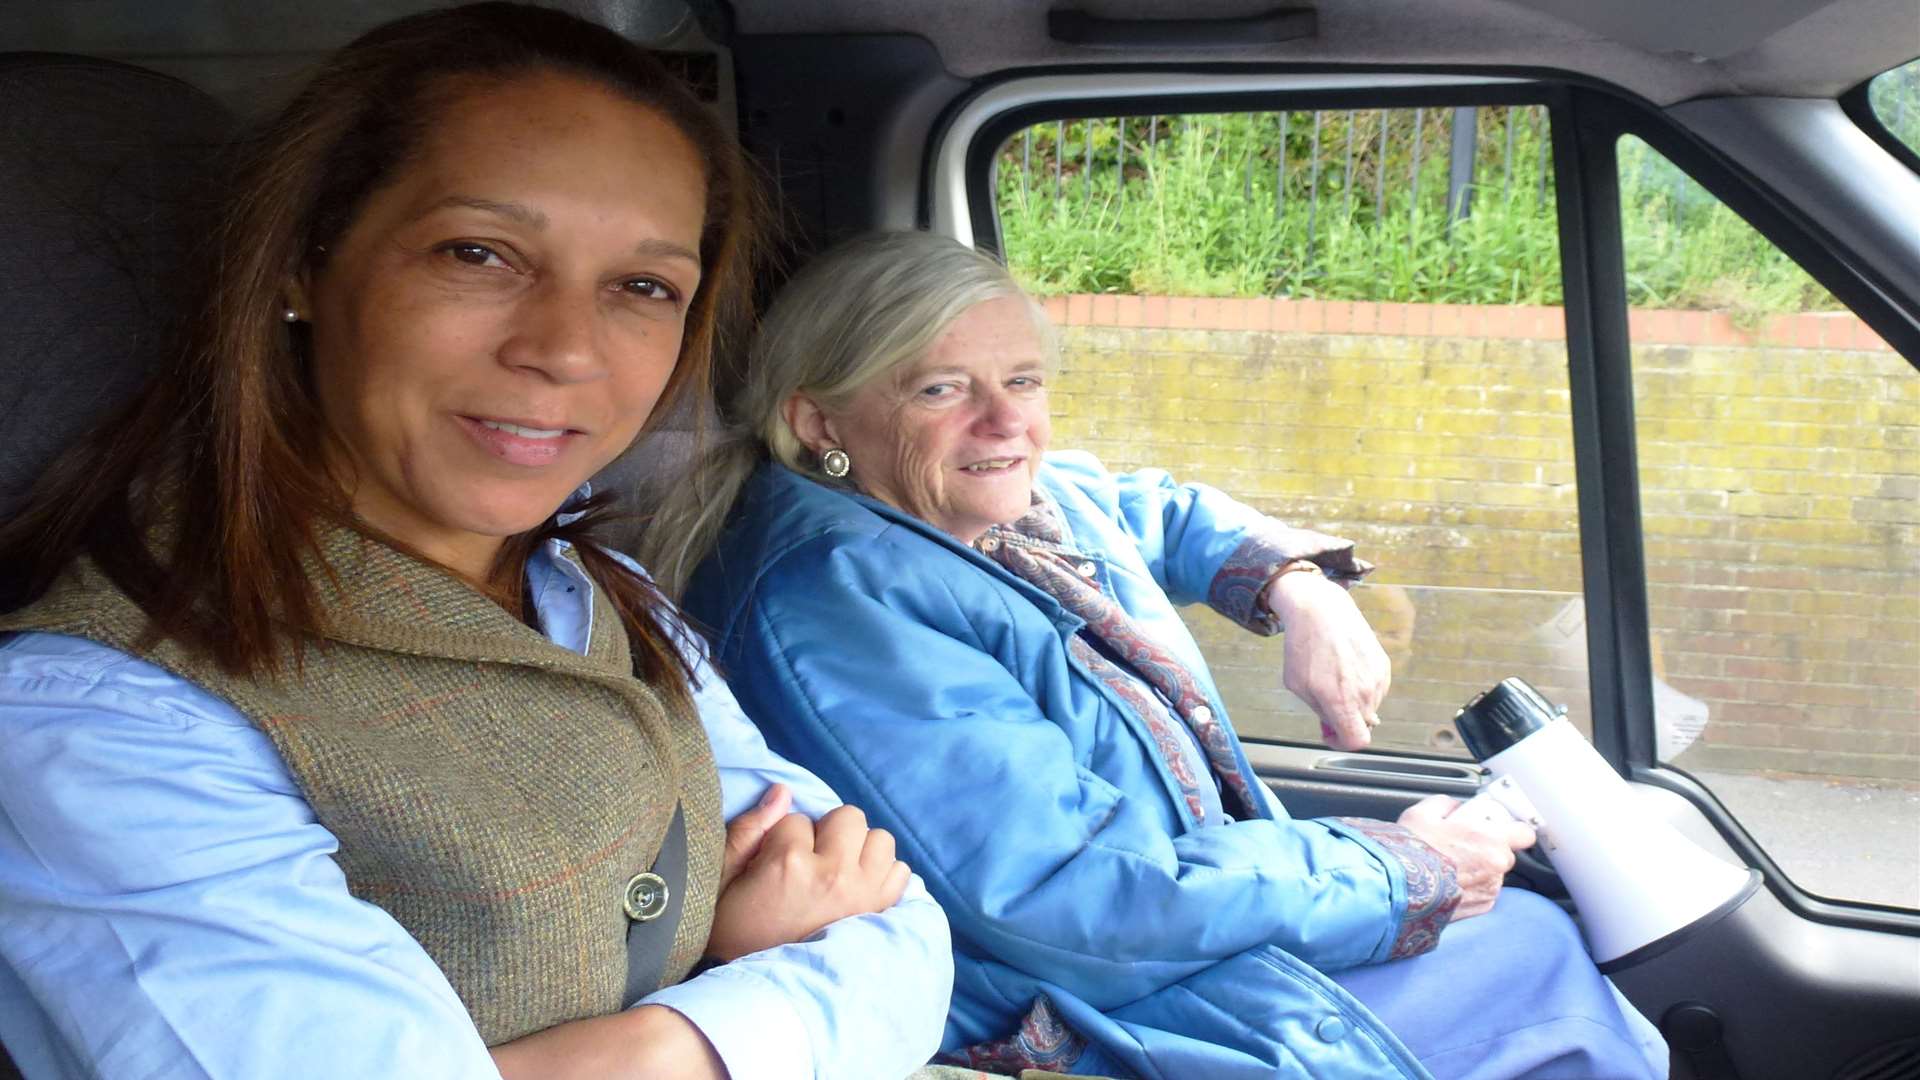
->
[555,481,593,528]
[526,484,598,653]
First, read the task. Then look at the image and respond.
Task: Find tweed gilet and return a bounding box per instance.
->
[0,530,723,1045]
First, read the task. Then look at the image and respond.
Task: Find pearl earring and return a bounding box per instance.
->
[821,448,851,479]
[281,307,300,323]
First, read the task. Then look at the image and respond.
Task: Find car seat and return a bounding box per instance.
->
[0,49,234,1080]
[0,52,234,530]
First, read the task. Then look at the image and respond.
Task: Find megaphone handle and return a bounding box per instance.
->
[1452,789,1504,821]
[1453,777,1550,848]
[1486,776,1543,828]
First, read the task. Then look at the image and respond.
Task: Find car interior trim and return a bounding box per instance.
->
[1839,77,1920,179]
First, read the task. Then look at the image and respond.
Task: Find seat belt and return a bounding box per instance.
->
[623,804,692,1006]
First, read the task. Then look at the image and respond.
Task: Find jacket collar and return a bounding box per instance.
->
[701,462,1079,633]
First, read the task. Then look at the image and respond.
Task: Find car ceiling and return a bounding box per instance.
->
[731,0,1920,104]
[5,0,1915,107]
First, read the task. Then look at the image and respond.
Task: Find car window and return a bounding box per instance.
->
[995,106,1588,759]
[1865,56,1920,159]
[1618,134,1920,910]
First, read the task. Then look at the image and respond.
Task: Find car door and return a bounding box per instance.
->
[949,76,1920,1080]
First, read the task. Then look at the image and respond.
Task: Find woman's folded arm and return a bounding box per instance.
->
[1,628,952,1080]
[642,641,953,1080]
[0,633,502,1080]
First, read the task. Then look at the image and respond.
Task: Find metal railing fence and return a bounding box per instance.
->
[994,97,1868,312]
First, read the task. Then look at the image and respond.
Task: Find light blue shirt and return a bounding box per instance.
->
[0,540,953,1080]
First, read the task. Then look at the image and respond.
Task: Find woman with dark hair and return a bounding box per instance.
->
[0,6,949,1078]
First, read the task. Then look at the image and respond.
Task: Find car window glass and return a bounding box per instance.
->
[995,106,1590,758]
[1865,57,1920,158]
[1618,134,1919,910]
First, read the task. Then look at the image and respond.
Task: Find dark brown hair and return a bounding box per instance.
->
[0,2,759,706]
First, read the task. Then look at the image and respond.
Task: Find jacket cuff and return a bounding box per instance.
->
[1206,525,1375,636]
[1334,818,1460,960]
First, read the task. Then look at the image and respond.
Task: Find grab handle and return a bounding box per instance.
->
[1312,754,1485,793]
[1047,7,1317,49]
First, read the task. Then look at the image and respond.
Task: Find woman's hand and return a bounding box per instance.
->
[486,789,820,1080]
[490,786,914,1078]
[719,783,794,889]
[1395,794,1537,920]
[1263,571,1392,750]
[490,1004,725,1080]
[706,799,911,962]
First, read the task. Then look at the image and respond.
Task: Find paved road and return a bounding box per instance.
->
[1692,769,1920,910]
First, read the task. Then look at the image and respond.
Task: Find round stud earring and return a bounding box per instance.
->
[281,307,301,323]
[821,447,851,479]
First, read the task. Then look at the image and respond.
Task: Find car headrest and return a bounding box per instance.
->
[590,392,720,556]
[0,53,234,522]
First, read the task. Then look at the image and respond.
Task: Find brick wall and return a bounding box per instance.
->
[1042,296,1918,782]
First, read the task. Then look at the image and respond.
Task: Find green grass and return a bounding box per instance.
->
[1616,137,1838,324]
[997,108,1848,316]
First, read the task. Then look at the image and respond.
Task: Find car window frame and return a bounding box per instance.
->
[950,75,1646,764]
[1564,87,1920,929]
[949,69,1920,934]
[949,75,1617,748]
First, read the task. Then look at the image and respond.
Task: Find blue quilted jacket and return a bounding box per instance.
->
[686,454,1433,1079]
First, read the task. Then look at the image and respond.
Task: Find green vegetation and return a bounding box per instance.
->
[1616,136,1836,323]
[996,107,1846,316]
[1867,57,1920,157]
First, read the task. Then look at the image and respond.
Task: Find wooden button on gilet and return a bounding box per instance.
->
[623,871,670,922]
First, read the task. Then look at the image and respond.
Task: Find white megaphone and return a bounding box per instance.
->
[1451,677,1761,970]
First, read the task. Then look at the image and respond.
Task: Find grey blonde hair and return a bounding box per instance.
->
[642,230,1051,595]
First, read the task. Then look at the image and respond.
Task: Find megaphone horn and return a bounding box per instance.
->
[1453,678,1760,970]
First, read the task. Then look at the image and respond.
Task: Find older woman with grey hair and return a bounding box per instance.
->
[664,230,1666,1080]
